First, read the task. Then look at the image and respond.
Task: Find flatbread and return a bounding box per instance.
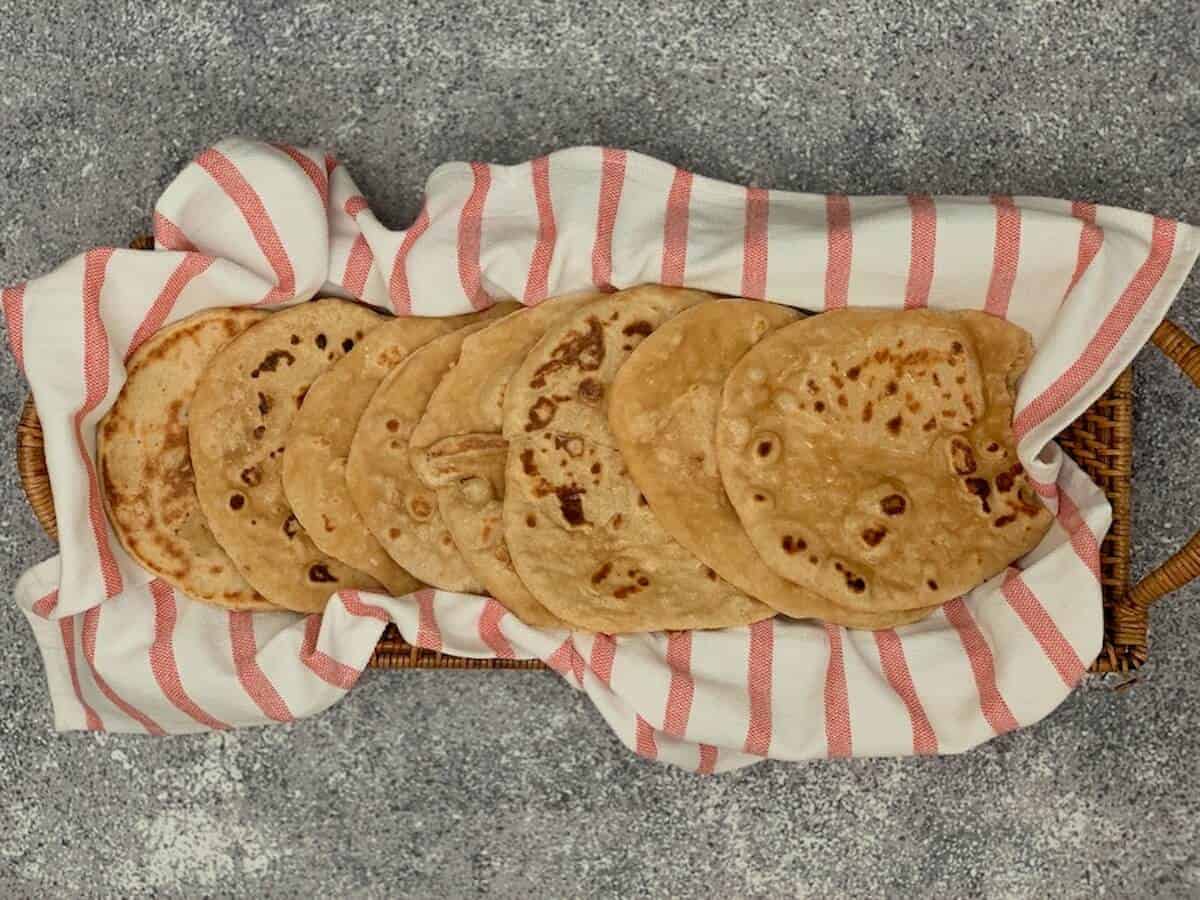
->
[717,308,1053,613]
[282,312,491,595]
[502,285,775,633]
[347,303,518,591]
[410,294,600,628]
[609,300,936,629]
[189,298,389,612]
[98,307,276,611]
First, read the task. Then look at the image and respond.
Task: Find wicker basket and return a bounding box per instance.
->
[15,303,1200,672]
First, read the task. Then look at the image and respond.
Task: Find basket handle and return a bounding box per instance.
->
[1110,319,1200,644]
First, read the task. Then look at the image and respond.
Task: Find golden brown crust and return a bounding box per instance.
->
[281,312,492,595]
[409,295,602,628]
[717,308,1053,614]
[502,286,775,633]
[609,299,938,628]
[189,299,389,612]
[98,307,278,611]
[345,304,517,592]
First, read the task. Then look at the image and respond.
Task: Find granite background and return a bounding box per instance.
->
[2,1,1199,897]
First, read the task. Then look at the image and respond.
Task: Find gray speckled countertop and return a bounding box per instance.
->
[3,2,1200,897]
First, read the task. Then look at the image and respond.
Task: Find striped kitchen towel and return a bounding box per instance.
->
[7,138,1198,772]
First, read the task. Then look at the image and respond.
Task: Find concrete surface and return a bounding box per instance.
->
[2,1,1200,897]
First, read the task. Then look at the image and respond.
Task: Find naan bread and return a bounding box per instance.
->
[410,294,601,628]
[98,307,275,611]
[347,303,517,591]
[717,308,1052,613]
[502,285,774,633]
[189,298,388,612]
[609,300,936,629]
[282,312,490,595]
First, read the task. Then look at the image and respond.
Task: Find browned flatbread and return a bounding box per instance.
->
[502,285,776,633]
[189,298,389,612]
[609,300,937,628]
[346,303,518,591]
[717,308,1052,613]
[410,294,602,628]
[98,307,277,611]
[282,312,493,595]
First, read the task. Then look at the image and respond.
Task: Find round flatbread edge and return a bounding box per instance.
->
[98,306,278,611]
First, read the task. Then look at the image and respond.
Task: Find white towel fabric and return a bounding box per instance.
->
[6,138,1197,772]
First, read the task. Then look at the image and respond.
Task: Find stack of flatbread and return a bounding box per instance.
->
[98,286,1052,631]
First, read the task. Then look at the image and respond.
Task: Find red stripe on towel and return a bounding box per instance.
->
[1064,201,1104,300]
[148,580,231,729]
[741,187,769,298]
[457,162,493,310]
[744,618,774,756]
[635,715,658,760]
[523,156,557,304]
[270,142,329,208]
[76,248,123,599]
[228,611,294,722]
[33,589,59,619]
[1013,217,1175,440]
[3,283,26,372]
[389,204,431,316]
[61,617,103,731]
[591,148,627,291]
[660,169,693,286]
[300,614,361,691]
[589,633,616,687]
[338,589,391,622]
[342,235,373,299]
[195,148,296,297]
[944,597,1019,735]
[1001,571,1086,688]
[824,194,852,310]
[1056,488,1102,579]
[874,629,938,754]
[823,623,852,758]
[546,637,585,687]
[125,253,215,359]
[663,631,694,738]
[904,194,937,309]
[984,195,1021,318]
[153,212,197,252]
[83,605,165,734]
[478,598,516,659]
[414,587,442,652]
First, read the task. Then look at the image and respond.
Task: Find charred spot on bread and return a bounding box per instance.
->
[308,564,336,583]
[861,526,887,547]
